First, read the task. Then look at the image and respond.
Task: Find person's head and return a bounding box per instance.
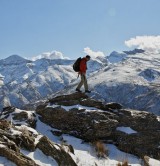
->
[86,55,91,61]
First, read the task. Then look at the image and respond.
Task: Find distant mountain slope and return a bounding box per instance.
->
[60,52,160,115]
[90,53,160,115]
[2,50,160,115]
[0,54,31,65]
[0,55,107,109]
[107,51,127,63]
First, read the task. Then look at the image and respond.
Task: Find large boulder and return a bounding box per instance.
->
[0,117,77,166]
[0,106,37,128]
[0,119,36,151]
[0,119,39,166]
[110,109,160,159]
[36,105,118,141]
[0,146,39,166]
[37,136,77,166]
[49,92,88,103]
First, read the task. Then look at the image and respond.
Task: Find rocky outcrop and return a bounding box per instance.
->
[0,146,39,166]
[0,120,36,150]
[36,93,118,141]
[13,111,37,128]
[0,120,39,166]
[0,106,37,128]
[0,115,77,166]
[0,92,160,164]
[37,136,77,166]
[110,109,160,159]
[49,93,122,110]
[36,93,160,159]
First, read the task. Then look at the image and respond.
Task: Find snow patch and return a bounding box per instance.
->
[116,127,137,134]
[0,144,7,148]
[49,104,105,113]
[0,156,16,166]
[34,135,43,145]
[16,125,38,135]
[0,73,4,86]
[9,128,22,136]
[54,144,60,150]
[63,135,141,166]
[21,148,58,166]
[148,157,160,166]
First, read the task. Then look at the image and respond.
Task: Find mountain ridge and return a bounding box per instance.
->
[1,50,160,115]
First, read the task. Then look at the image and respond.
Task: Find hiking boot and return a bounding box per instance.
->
[85,90,91,93]
[76,88,82,92]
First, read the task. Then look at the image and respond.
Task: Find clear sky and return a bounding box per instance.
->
[0,0,160,59]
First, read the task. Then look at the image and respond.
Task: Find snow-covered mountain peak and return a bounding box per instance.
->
[107,51,127,63]
[0,54,30,65]
[0,52,107,110]
[123,48,145,55]
[0,73,4,86]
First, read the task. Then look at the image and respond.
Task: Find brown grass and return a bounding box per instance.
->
[93,140,108,158]
[117,160,129,166]
[117,163,121,166]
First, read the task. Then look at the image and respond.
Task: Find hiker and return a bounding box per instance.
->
[76,55,91,93]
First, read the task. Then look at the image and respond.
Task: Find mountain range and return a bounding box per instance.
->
[0,54,107,110]
[1,49,160,115]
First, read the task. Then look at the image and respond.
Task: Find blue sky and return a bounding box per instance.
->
[0,0,160,59]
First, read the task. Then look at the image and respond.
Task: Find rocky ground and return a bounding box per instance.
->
[0,93,160,165]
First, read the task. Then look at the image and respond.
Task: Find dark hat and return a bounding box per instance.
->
[86,55,91,59]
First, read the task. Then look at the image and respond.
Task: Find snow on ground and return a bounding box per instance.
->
[62,135,142,166]
[48,103,107,113]
[116,127,137,134]
[0,74,4,86]
[148,157,160,166]
[36,115,60,143]
[0,156,16,166]
[0,80,3,86]
[15,124,43,145]
[16,125,39,135]
[9,128,22,135]
[2,108,158,166]
[36,115,142,166]
[129,109,149,117]
[21,149,58,166]
[0,145,7,148]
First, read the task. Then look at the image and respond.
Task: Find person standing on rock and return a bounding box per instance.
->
[76,55,91,93]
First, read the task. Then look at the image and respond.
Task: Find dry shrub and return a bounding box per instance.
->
[143,156,150,166]
[93,140,108,158]
[122,160,129,166]
[117,160,129,166]
[19,126,28,135]
[117,163,121,166]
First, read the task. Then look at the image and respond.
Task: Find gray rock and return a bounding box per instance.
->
[37,136,77,166]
